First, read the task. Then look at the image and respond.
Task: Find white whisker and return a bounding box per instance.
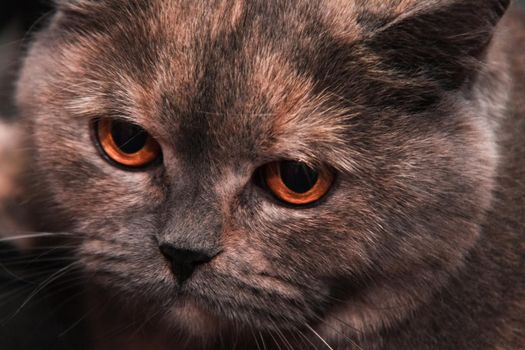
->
[311,313,364,350]
[305,324,334,350]
[6,261,80,321]
[259,330,268,350]
[268,322,284,350]
[293,327,318,350]
[250,327,262,350]
[0,232,72,242]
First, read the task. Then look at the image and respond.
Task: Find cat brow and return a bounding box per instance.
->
[270,137,359,174]
[270,113,360,173]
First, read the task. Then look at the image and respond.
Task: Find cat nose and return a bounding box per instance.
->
[159,244,218,284]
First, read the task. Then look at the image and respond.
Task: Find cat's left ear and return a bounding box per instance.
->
[365,0,511,90]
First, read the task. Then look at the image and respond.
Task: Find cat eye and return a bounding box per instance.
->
[94,119,161,168]
[262,161,334,205]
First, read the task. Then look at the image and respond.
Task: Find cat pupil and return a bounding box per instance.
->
[279,161,319,193]
[111,120,148,154]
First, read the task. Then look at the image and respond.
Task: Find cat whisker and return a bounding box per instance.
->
[5,261,81,322]
[0,263,78,278]
[0,242,76,250]
[0,278,86,318]
[0,257,78,270]
[37,275,87,298]
[292,326,318,350]
[0,256,77,266]
[305,324,335,350]
[0,280,84,325]
[49,279,86,313]
[258,330,268,350]
[268,328,284,350]
[273,322,295,350]
[286,328,305,350]
[0,260,33,283]
[0,231,73,242]
[58,308,92,338]
[310,313,364,350]
[28,244,75,259]
[0,269,78,291]
[249,327,263,350]
[127,305,165,340]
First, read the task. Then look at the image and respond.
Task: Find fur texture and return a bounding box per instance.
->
[6,0,524,349]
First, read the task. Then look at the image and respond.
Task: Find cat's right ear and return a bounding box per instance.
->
[364,0,511,90]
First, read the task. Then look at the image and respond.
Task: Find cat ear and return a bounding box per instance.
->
[365,0,511,90]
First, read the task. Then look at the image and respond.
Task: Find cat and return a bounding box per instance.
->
[3,0,524,349]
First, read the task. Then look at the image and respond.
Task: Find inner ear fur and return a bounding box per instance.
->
[364,0,511,90]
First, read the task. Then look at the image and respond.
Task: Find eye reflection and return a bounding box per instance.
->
[94,119,162,168]
[262,161,334,205]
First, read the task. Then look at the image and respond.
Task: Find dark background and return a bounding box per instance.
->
[0,0,53,117]
[1,3,94,350]
[1,0,53,29]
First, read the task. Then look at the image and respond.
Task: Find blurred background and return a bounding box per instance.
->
[1,0,52,118]
[1,4,86,350]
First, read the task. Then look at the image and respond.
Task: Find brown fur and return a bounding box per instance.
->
[4,0,524,349]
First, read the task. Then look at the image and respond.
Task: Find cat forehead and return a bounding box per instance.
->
[52,0,426,95]
[114,50,351,167]
[54,0,370,159]
[50,0,467,167]
[57,0,425,39]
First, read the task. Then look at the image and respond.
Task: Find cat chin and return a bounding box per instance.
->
[165,296,224,340]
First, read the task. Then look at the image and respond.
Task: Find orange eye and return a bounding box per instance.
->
[95,119,161,168]
[263,161,334,205]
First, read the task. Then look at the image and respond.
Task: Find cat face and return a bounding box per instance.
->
[17,0,508,339]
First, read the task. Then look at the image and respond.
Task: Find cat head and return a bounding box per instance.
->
[17,0,509,340]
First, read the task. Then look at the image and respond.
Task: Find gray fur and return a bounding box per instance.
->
[6,0,525,348]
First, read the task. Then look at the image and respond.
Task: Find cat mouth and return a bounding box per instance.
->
[176,272,318,333]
